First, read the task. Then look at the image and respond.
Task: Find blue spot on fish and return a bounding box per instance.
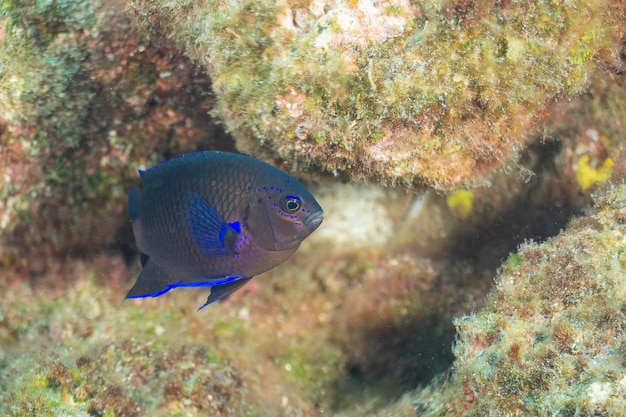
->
[229,221,242,234]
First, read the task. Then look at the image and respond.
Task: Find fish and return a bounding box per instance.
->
[126,151,324,309]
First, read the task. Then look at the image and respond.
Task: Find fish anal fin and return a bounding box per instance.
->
[126,259,175,299]
[198,276,254,310]
[187,193,239,256]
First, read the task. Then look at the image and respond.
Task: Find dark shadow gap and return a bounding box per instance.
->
[329,138,589,411]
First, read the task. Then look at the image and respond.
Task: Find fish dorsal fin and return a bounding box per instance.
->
[187,193,239,256]
[198,276,254,310]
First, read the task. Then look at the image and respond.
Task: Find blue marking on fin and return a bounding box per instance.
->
[126,284,174,299]
[217,223,229,247]
[187,194,239,256]
[126,269,247,299]
[173,274,244,288]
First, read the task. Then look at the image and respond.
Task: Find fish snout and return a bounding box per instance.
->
[303,210,324,228]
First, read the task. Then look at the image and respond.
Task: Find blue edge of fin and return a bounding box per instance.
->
[126,275,247,310]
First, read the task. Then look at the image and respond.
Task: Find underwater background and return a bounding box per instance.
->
[0,1,625,416]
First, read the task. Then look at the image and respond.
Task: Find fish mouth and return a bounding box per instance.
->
[303,210,324,228]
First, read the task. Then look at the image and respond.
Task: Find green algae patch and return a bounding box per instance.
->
[504,253,523,268]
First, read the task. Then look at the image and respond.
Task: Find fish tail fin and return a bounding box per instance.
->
[197,276,254,310]
[128,186,141,221]
[139,252,149,267]
[126,259,176,299]
[128,186,147,253]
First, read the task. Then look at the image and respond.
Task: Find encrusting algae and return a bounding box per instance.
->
[4,340,251,417]
[133,0,625,190]
[412,179,626,416]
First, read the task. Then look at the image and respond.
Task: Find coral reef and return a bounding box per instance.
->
[1,0,623,270]
[132,0,625,189]
[412,179,626,416]
[1,0,625,416]
[0,0,228,268]
[4,341,250,417]
[0,254,336,417]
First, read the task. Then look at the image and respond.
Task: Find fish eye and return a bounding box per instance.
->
[281,195,302,213]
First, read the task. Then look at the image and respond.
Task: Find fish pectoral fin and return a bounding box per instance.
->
[126,259,176,299]
[198,276,254,310]
[187,193,239,256]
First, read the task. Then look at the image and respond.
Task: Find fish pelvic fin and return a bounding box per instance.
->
[198,276,254,311]
[187,193,239,257]
[126,259,176,299]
